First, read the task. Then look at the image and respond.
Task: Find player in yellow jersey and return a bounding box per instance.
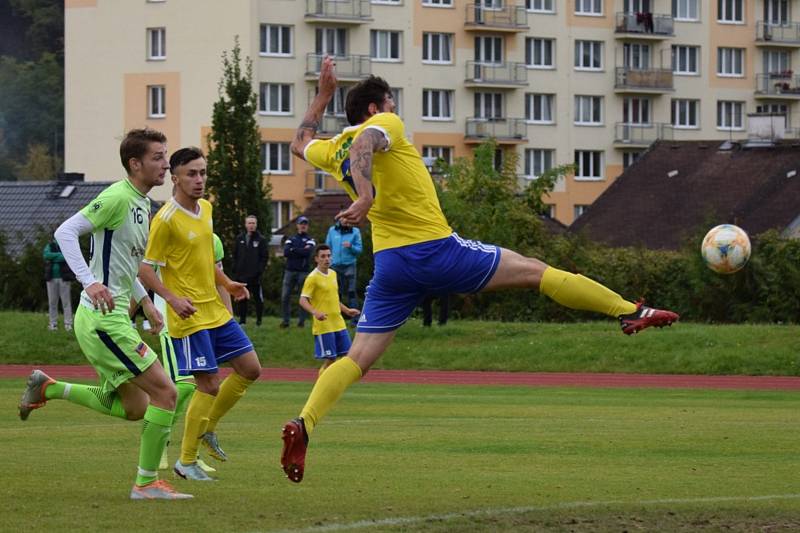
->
[279,56,679,483]
[299,244,360,373]
[139,147,262,482]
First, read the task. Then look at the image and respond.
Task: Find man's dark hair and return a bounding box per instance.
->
[169,147,205,173]
[119,128,167,174]
[314,243,331,257]
[345,75,391,126]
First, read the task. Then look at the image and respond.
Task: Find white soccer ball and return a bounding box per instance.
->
[701,224,751,274]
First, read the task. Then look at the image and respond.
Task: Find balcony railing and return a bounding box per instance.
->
[614,122,673,145]
[305,170,344,194]
[465,118,527,141]
[615,12,674,36]
[756,73,800,96]
[317,114,350,136]
[615,67,673,91]
[465,3,528,31]
[306,54,371,79]
[464,61,527,85]
[305,0,371,21]
[756,21,800,44]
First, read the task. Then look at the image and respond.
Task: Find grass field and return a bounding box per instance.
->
[2,380,799,532]
[2,311,799,375]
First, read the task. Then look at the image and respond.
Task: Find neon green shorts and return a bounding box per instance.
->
[159,332,192,383]
[74,305,158,391]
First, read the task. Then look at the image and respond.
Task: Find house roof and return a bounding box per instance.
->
[569,140,800,249]
[0,178,161,257]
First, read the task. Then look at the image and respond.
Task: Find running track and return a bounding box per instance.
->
[1,365,799,390]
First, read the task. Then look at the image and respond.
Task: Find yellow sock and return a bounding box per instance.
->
[205,373,254,433]
[539,267,637,317]
[300,357,362,434]
[179,391,215,464]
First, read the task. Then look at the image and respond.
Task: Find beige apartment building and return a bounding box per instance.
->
[65,0,800,227]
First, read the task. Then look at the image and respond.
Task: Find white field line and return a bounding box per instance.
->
[262,493,800,533]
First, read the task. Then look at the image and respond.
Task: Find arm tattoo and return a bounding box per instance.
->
[351,150,373,182]
[351,129,388,182]
[295,119,319,142]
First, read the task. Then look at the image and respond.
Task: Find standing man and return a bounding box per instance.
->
[325,220,362,326]
[18,128,192,500]
[233,215,268,326]
[280,216,315,328]
[43,239,75,331]
[139,146,262,482]
[279,57,679,483]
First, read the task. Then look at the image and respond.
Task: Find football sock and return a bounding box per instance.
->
[205,373,254,433]
[135,405,174,486]
[300,356,362,434]
[539,267,637,317]
[174,381,196,421]
[44,381,126,419]
[179,391,215,465]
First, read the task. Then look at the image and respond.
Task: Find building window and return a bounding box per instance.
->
[422,145,453,165]
[260,25,292,56]
[574,204,589,219]
[323,86,348,116]
[575,0,602,15]
[673,0,699,21]
[474,92,504,120]
[717,47,744,77]
[623,43,650,70]
[148,85,165,118]
[717,0,743,23]
[422,0,452,5]
[622,97,651,125]
[475,36,503,65]
[315,27,347,56]
[525,93,554,123]
[372,0,401,4]
[527,0,554,12]
[624,0,651,13]
[259,83,292,115]
[622,151,642,168]
[262,142,291,173]
[575,40,603,70]
[526,38,555,69]
[147,28,166,60]
[717,100,744,130]
[574,150,604,179]
[763,49,790,73]
[391,87,403,117]
[422,32,453,64]
[371,30,401,61]
[574,95,603,125]
[672,45,699,75]
[524,148,554,178]
[756,103,789,126]
[764,0,789,24]
[671,99,699,128]
[271,201,292,231]
[422,89,453,120]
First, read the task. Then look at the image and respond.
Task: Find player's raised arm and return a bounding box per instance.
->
[291,55,338,160]
[335,129,388,227]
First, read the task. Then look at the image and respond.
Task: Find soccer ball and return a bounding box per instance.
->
[701,224,751,274]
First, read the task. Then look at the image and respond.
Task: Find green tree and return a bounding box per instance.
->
[206,38,271,267]
[16,143,61,179]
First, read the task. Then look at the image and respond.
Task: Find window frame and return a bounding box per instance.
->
[717,0,744,24]
[526,0,555,13]
[422,0,453,6]
[422,89,454,120]
[260,24,293,57]
[147,27,166,60]
[370,29,402,62]
[574,0,603,16]
[717,47,745,77]
[716,100,745,130]
[524,148,555,179]
[262,142,292,174]
[574,150,604,180]
[422,32,453,64]
[271,201,293,232]
[526,37,555,69]
[525,93,555,124]
[673,0,699,21]
[422,145,453,165]
[671,98,700,129]
[574,40,603,71]
[573,95,603,126]
[672,45,700,75]
[259,83,293,116]
[147,85,166,118]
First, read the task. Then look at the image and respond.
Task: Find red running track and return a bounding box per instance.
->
[1,365,799,390]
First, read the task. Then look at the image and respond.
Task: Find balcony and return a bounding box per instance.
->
[304,0,372,23]
[305,170,344,196]
[755,21,800,46]
[613,122,673,148]
[464,61,527,88]
[465,4,529,32]
[464,118,527,144]
[317,115,350,138]
[614,67,673,93]
[305,54,371,81]
[615,12,674,38]
[755,72,800,98]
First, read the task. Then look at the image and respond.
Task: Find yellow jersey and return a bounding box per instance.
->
[304,112,452,252]
[143,198,230,338]
[301,268,346,335]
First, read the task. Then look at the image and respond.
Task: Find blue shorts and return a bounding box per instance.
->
[356,233,500,334]
[171,319,254,375]
[313,329,352,360]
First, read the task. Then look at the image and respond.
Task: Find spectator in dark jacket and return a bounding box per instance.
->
[281,216,315,328]
[233,215,269,325]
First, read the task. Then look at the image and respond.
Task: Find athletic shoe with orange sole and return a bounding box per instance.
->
[281,417,308,483]
[130,479,193,500]
[19,369,55,421]
[619,301,679,335]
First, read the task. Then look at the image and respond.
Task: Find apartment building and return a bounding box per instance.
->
[65,0,800,227]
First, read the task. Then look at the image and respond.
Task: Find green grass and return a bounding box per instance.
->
[2,380,798,532]
[3,311,799,375]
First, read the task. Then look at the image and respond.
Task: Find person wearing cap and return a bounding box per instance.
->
[280,216,316,328]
